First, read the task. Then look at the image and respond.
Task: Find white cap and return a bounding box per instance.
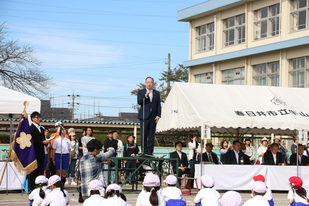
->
[163,175,177,185]
[35,175,48,184]
[201,175,215,188]
[55,121,63,127]
[219,191,242,206]
[106,184,122,193]
[252,181,266,193]
[143,173,160,187]
[88,180,104,190]
[47,175,61,187]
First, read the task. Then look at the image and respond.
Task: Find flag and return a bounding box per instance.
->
[10,111,37,175]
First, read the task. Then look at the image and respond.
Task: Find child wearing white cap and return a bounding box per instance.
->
[83,180,105,206]
[193,175,220,206]
[136,173,166,206]
[28,175,51,206]
[41,175,70,206]
[162,175,182,200]
[103,184,130,206]
[219,191,242,206]
[162,175,186,206]
[243,181,269,206]
[52,128,72,185]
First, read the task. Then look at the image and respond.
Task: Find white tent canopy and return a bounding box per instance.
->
[156,83,309,135]
[0,85,41,118]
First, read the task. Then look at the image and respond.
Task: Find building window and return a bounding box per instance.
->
[194,72,213,84]
[223,14,245,46]
[254,3,280,39]
[289,57,309,87]
[253,61,280,86]
[196,22,214,53]
[222,67,245,85]
[290,0,308,31]
[195,73,206,83]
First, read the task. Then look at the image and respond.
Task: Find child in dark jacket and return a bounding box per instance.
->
[123,135,139,185]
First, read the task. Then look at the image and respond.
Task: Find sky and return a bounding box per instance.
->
[0,0,205,119]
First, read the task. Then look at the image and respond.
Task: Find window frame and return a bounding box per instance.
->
[289,56,309,87]
[221,67,245,85]
[194,72,214,84]
[195,22,215,53]
[253,61,280,86]
[223,13,246,47]
[254,3,281,40]
[290,0,309,31]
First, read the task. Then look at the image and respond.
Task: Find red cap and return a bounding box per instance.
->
[253,174,265,182]
[289,176,303,188]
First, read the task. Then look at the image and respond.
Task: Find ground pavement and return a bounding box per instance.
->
[0,184,290,206]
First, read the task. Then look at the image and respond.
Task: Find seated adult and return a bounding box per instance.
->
[201,143,219,164]
[263,143,283,165]
[170,142,191,183]
[222,140,250,165]
[290,144,309,166]
[240,143,251,164]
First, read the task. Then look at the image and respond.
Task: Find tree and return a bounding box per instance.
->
[0,23,51,97]
[158,64,188,102]
[130,64,188,110]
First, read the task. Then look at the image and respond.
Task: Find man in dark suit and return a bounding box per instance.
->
[263,143,283,165]
[222,140,250,164]
[27,111,50,191]
[202,143,219,164]
[170,142,191,182]
[290,144,309,165]
[137,77,161,155]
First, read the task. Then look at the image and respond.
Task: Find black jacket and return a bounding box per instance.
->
[103,138,118,156]
[222,149,250,165]
[170,151,188,174]
[289,154,309,166]
[202,152,219,164]
[263,150,283,165]
[30,124,46,160]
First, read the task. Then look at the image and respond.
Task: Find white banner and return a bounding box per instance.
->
[201,124,211,140]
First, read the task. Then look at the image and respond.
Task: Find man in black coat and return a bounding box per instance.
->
[263,143,283,165]
[170,142,191,182]
[222,140,250,165]
[27,111,49,191]
[137,77,161,155]
[202,143,219,164]
[290,144,309,165]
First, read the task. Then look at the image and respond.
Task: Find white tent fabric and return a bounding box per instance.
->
[0,85,41,118]
[156,82,309,135]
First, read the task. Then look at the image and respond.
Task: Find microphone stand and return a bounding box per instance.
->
[59,126,63,179]
[142,95,145,156]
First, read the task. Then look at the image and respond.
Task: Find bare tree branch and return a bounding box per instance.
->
[0,22,51,97]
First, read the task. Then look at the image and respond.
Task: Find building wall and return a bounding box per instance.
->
[184,0,309,88]
[189,0,309,60]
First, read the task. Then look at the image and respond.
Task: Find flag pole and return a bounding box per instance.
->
[0,102,28,191]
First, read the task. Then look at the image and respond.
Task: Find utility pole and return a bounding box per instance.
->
[68,91,79,120]
[167,53,171,93]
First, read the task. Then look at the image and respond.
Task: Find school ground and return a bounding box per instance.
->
[0,184,289,206]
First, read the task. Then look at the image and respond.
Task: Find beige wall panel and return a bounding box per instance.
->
[286,46,309,59]
[219,58,245,71]
[251,0,280,11]
[221,5,245,19]
[250,52,280,65]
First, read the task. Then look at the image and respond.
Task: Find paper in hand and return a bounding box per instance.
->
[46,135,56,141]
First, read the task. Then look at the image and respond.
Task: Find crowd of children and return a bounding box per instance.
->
[28,172,309,206]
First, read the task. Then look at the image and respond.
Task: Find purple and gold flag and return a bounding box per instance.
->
[10,112,37,175]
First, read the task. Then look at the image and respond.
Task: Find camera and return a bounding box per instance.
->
[109,160,116,167]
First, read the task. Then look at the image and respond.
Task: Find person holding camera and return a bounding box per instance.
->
[79,139,115,201]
